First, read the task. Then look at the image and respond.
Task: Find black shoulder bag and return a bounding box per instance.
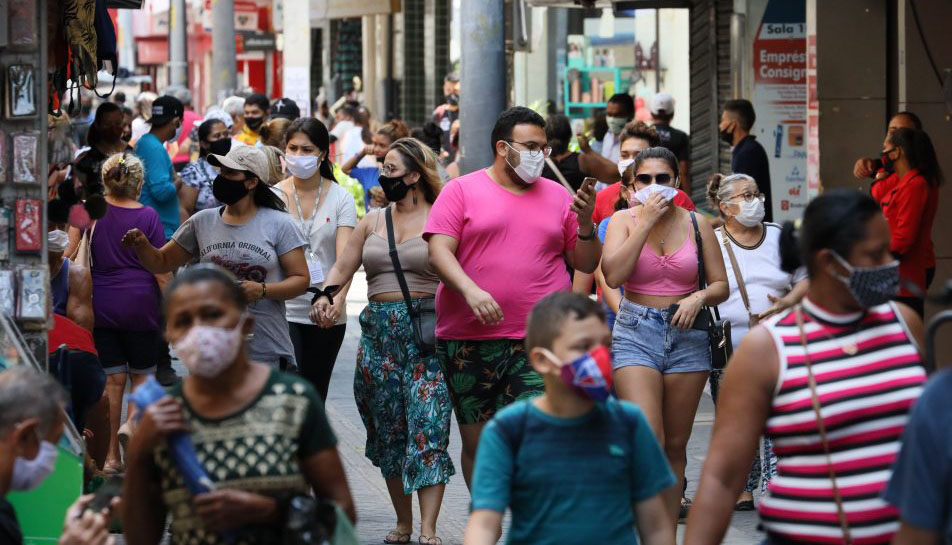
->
[690,212,732,369]
[386,207,437,355]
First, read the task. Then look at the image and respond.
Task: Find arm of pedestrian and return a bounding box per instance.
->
[595,266,622,315]
[66,263,95,332]
[121,230,192,274]
[463,510,503,545]
[428,233,504,325]
[633,495,675,545]
[678,160,691,196]
[895,302,925,359]
[601,211,649,289]
[566,178,601,274]
[577,150,622,184]
[179,184,199,217]
[256,246,310,301]
[698,214,729,306]
[121,409,174,545]
[301,447,357,524]
[572,271,595,296]
[683,327,778,545]
[758,279,809,320]
[892,523,941,545]
[65,226,83,260]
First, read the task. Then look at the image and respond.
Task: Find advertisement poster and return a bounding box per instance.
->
[752,0,807,223]
[805,0,821,198]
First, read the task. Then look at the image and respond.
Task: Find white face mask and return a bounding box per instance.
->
[11,440,58,491]
[505,144,545,184]
[631,183,678,205]
[734,198,765,227]
[173,315,247,378]
[606,116,627,135]
[285,154,320,179]
[617,158,634,178]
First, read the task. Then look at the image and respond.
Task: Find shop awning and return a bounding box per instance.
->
[134,36,168,66]
[311,0,400,19]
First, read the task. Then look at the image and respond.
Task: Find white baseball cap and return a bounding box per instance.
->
[649,93,675,116]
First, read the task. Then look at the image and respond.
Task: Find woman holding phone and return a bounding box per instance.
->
[602,147,729,527]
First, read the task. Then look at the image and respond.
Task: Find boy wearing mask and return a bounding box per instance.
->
[464,292,675,545]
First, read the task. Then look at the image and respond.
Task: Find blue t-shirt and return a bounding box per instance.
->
[135,133,180,239]
[471,397,674,545]
[884,369,952,541]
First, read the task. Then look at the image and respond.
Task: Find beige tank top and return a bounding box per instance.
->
[362,220,440,298]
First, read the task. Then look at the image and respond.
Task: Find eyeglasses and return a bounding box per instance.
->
[380,164,405,177]
[727,191,765,203]
[506,140,552,158]
[634,173,673,185]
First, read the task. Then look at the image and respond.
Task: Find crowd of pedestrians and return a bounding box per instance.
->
[0,80,946,545]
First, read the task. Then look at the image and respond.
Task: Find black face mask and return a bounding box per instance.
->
[212,175,251,205]
[719,129,734,145]
[244,116,264,131]
[206,138,231,157]
[378,175,412,202]
[447,93,459,107]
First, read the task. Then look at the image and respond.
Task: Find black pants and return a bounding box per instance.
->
[288,322,346,402]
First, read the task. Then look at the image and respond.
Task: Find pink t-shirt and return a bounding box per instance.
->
[424,170,579,340]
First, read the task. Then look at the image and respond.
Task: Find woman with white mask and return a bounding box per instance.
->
[121,265,355,545]
[705,173,808,510]
[275,118,357,402]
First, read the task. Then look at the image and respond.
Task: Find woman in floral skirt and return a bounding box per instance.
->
[313,137,453,545]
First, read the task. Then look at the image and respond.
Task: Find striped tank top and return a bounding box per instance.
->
[758,297,925,544]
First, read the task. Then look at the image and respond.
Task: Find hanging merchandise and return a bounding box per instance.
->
[92,0,118,97]
[14,198,42,253]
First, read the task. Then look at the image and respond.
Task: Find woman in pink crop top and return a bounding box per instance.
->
[312,138,454,545]
[602,147,728,528]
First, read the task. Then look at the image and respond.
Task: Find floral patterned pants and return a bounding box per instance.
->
[355,300,455,494]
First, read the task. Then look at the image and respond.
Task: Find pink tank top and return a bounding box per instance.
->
[623,222,698,296]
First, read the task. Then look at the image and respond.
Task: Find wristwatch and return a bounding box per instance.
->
[577,225,596,241]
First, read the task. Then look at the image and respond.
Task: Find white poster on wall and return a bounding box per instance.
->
[751,0,808,223]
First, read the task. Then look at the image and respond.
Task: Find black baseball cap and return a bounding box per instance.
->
[149,95,185,126]
[271,98,300,120]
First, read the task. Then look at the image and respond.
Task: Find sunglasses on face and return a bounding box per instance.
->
[634,173,673,185]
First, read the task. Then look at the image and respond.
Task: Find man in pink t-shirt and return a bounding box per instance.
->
[424,106,600,485]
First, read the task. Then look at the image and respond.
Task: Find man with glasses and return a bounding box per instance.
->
[425,106,601,487]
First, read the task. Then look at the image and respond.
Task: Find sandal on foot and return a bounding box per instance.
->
[734,499,755,511]
[419,537,442,545]
[384,531,411,544]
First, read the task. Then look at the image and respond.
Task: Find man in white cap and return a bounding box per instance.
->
[649,92,692,195]
[48,229,93,331]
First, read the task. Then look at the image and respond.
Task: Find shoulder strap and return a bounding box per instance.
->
[690,212,721,320]
[720,231,751,313]
[544,156,575,193]
[385,206,415,317]
[794,307,853,545]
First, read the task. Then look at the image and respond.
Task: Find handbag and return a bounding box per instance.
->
[74,221,96,269]
[690,212,732,369]
[385,207,437,355]
[721,231,759,329]
[794,307,853,545]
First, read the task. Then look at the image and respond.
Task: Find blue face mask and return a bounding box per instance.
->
[543,345,614,402]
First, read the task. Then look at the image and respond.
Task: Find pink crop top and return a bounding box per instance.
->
[623,227,698,296]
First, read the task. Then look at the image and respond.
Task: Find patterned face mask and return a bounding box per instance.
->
[174,315,247,378]
[831,252,900,309]
[542,345,614,402]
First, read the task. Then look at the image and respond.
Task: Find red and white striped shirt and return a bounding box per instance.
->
[758,298,925,544]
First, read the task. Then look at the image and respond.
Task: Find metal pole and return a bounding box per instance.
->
[211,0,238,102]
[169,0,188,88]
[459,0,506,175]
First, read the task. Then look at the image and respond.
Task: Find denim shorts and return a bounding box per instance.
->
[612,299,711,374]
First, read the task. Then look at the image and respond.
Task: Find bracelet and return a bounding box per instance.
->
[577,225,596,241]
[260,282,267,300]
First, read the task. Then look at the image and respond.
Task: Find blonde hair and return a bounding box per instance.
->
[706,173,756,217]
[260,118,292,148]
[101,153,144,199]
[388,137,442,204]
[260,145,286,186]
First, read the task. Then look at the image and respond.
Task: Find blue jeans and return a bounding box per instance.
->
[612,299,712,374]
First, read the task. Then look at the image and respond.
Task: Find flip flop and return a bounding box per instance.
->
[735,499,756,511]
[384,531,411,544]
[419,536,442,545]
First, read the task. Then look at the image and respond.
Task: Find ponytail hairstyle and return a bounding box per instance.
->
[377,119,410,146]
[101,152,145,200]
[707,173,756,217]
[285,117,336,182]
[778,189,882,275]
[614,164,636,212]
[888,128,944,187]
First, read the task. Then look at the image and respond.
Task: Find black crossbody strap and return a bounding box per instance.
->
[690,212,721,321]
[385,206,416,318]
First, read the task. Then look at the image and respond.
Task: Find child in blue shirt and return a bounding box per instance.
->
[464,292,675,545]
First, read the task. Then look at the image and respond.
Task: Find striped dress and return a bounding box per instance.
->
[758,298,925,544]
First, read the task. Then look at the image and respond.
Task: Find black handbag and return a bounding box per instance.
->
[386,207,437,355]
[689,212,732,370]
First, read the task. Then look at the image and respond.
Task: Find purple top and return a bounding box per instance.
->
[91,204,167,331]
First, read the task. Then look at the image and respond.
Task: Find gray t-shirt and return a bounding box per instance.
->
[172,207,307,367]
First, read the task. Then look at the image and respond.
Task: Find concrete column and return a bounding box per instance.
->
[211,0,238,102]
[283,0,311,115]
[362,16,377,120]
[459,1,506,175]
[374,15,391,117]
[169,0,188,88]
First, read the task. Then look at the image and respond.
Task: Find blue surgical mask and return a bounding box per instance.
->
[11,440,58,491]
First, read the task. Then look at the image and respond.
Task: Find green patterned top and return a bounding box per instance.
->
[154,369,337,545]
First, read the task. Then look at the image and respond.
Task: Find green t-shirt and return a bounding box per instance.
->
[154,369,337,544]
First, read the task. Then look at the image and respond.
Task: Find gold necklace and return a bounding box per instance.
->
[805,306,863,356]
